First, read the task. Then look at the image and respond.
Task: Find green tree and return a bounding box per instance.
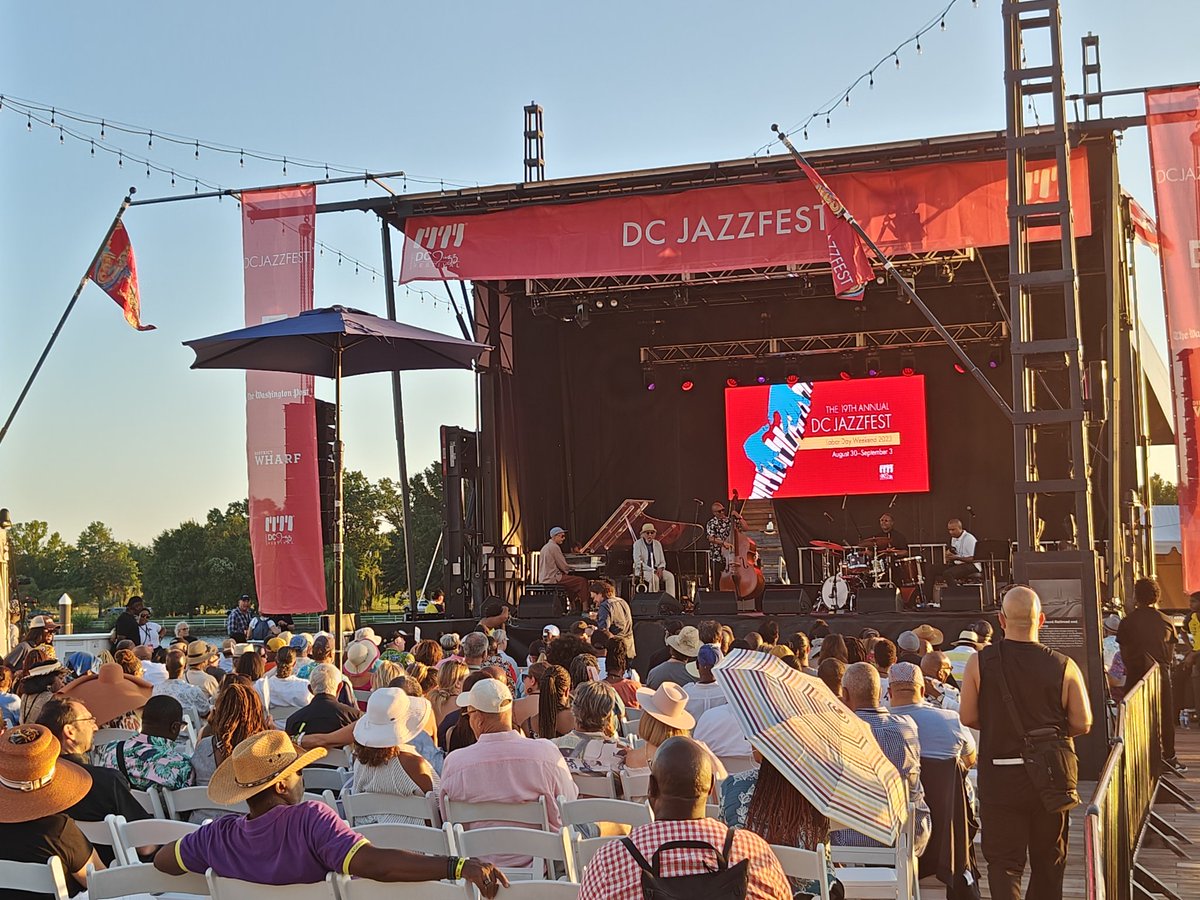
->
[141,520,213,617]
[342,469,388,604]
[1151,473,1178,505]
[70,521,141,617]
[7,520,73,604]
[379,463,444,601]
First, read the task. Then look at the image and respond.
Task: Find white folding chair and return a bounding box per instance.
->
[704,803,721,820]
[557,797,652,830]
[452,824,576,883]
[88,861,209,898]
[107,814,200,866]
[617,770,651,803]
[269,705,305,728]
[303,790,339,811]
[133,786,167,818]
[569,832,619,877]
[570,770,618,799]
[93,727,138,747]
[477,883,579,899]
[770,843,831,900]
[206,868,337,900]
[164,786,249,821]
[0,857,70,900]
[315,746,353,768]
[443,796,550,831]
[831,809,913,900]
[333,874,468,899]
[355,822,457,855]
[343,790,442,827]
[75,819,116,851]
[302,766,349,795]
[181,711,199,753]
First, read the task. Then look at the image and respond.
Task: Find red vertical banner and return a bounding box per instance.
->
[1147,86,1200,592]
[242,187,327,614]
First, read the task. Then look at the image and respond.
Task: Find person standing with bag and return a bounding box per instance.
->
[960,586,1092,900]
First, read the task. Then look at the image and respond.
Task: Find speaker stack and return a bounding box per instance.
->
[856,587,902,614]
[630,592,680,618]
[760,587,814,616]
[695,590,740,616]
[940,585,984,612]
[518,589,565,618]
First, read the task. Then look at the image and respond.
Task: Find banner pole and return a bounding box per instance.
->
[771,127,1014,421]
[0,190,136,448]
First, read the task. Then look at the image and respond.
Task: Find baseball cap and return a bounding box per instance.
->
[896,630,919,652]
[542,624,561,638]
[888,662,923,687]
[455,678,513,714]
[29,615,58,630]
[549,526,566,538]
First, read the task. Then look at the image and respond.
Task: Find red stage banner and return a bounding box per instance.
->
[242,187,327,614]
[726,377,930,500]
[399,151,1090,283]
[1147,85,1200,592]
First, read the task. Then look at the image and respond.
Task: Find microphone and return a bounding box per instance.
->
[823,512,834,522]
[841,495,848,509]
[889,494,897,509]
[692,498,704,505]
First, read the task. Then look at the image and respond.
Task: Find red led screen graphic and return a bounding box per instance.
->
[726,377,930,499]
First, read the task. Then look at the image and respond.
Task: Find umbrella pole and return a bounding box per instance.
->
[334,347,345,656]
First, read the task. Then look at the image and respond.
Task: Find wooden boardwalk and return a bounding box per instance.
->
[1131,725,1200,900]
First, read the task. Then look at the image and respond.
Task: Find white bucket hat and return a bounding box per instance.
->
[353,688,423,748]
[343,640,379,676]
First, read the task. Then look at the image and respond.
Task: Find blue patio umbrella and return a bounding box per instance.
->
[184,305,487,646]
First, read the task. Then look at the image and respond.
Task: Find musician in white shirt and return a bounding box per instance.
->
[942,518,980,588]
[633,522,676,597]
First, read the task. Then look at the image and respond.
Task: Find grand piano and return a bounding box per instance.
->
[564,499,709,600]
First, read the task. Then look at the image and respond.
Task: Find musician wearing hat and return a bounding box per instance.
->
[153,730,508,897]
[0,724,101,893]
[633,522,677,598]
[537,526,589,613]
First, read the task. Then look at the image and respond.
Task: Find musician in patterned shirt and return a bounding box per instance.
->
[579,736,790,900]
[705,501,745,589]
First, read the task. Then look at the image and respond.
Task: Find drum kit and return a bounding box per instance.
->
[809,536,926,612]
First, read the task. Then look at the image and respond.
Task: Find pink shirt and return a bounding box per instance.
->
[438,729,578,867]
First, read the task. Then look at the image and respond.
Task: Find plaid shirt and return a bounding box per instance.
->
[831,707,931,852]
[579,818,790,900]
[226,606,251,638]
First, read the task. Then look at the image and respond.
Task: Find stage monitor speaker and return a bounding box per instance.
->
[697,590,739,616]
[518,591,564,618]
[857,588,902,614]
[319,614,356,638]
[630,592,677,618]
[762,588,812,616]
[941,585,983,612]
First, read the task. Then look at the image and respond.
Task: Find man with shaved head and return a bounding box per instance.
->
[832,663,931,855]
[579,736,790,899]
[961,585,1092,900]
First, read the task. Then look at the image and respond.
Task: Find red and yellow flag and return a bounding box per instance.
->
[790,156,874,301]
[89,220,154,331]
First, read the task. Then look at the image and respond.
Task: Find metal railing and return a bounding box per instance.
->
[1084,663,1162,900]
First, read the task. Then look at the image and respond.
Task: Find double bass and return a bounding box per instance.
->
[719,490,766,606]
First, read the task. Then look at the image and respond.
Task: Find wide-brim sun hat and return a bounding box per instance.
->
[912,624,945,647]
[664,625,701,659]
[343,639,379,676]
[353,688,421,748]
[354,627,382,646]
[59,663,153,725]
[0,725,92,823]
[635,682,695,731]
[186,640,213,666]
[25,659,68,680]
[207,730,326,806]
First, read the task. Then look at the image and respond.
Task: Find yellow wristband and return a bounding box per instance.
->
[454,857,467,879]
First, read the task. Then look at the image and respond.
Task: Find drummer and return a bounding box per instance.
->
[872,513,909,551]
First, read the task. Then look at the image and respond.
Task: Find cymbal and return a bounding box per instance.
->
[857,536,894,549]
[878,548,908,556]
[809,540,846,552]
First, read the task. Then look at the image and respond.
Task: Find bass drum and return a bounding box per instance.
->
[820,575,852,609]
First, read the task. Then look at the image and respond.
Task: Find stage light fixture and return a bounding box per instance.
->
[755,372,768,385]
[987,344,1004,369]
[726,376,739,388]
[609,298,619,308]
[953,362,967,375]
[594,298,605,309]
[839,369,852,381]
[642,368,656,391]
[838,352,854,381]
[786,373,800,386]
[900,351,916,377]
[866,352,881,378]
[681,378,694,392]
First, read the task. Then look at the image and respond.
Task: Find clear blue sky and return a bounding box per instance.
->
[0,1,1192,545]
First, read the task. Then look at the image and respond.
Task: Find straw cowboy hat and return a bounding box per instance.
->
[342,639,379,676]
[0,725,92,823]
[186,640,214,666]
[951,629,980,648]
[353,688,424,748]
[635,682,695,731]
[59,663,154,725]
[207,730,326,806]
[912,624,945,648]
[665,625,702,659]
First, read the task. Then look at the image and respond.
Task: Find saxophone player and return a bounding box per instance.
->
[633,522,676,597]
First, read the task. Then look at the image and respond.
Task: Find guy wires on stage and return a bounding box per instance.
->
[632,521,676,597]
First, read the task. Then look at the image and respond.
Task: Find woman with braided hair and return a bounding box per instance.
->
[520,664,574,739]
[721,755,839,899]
[189,681,272,822]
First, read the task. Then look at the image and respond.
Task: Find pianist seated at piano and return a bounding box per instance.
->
[633,522,677,598]
[537,526,591,613]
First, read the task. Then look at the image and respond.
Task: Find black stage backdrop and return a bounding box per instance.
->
[492,258,1021,564]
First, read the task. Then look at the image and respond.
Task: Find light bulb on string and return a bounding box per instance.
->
[802,127,808,140]
[283,157,287,176]
[239,149,244,167]
[194,141,199,160]
[148,131,153,149]
[869,71,875,89]
[145,162,151,178]
[49,108,55,125]
[59,127,64,144]
[826,114,831,127]
[940,17,946,30]
[894,54,901,69]
[26,112,31,131]
[90,140,95,156]
[916,37,923,55]
[117,151,123,168]
[844,93,850,106]
[170,170,175,186]
[194,179,199,194]
[100,120,105,139]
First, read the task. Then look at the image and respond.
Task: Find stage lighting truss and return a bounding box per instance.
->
[640,319,1007,368]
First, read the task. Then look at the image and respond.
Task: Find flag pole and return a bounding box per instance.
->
[771,127,1014,421]
[0,189,138,447]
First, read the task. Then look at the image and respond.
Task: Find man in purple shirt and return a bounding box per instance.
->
[154,731,507,897]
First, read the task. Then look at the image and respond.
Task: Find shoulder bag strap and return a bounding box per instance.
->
[983,643,1031,742]
[115,739,132,782]
[719,825,736,868]
[621,836,656,875]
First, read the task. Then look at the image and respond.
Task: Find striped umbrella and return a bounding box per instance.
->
[712,648,906,844]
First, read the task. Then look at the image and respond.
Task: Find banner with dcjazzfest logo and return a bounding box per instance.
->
[1147,85,1200,591]
[242,187,327,614]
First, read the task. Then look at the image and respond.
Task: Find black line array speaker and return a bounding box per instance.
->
[696,590,740,616]
[518,590,564,618]
[941,585,984,612]
[856,587,902,614]
[761,588,813,615]
[630,592,677,618]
